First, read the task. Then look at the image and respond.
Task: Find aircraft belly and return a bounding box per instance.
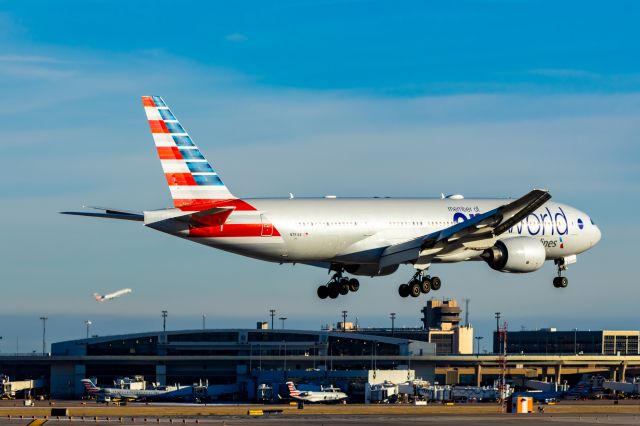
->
[195,236,287,262]
[284,234,340,261]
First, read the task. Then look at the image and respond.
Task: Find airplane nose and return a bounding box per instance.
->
[592,224,602,246]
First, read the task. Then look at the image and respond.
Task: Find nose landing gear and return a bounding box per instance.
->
[317,270,359,300]
[398,271,442,298]
[553,258,569,288]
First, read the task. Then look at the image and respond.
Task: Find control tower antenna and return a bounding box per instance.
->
[462,298,470,326]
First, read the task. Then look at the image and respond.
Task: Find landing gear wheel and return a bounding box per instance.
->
[317,285,329,299]
[339,281,349,296]
[420,277,431,294]
[348,278,360,292]
[409,281,421,298]
[328,282,340,299]
[398,284,410,298]
[430,276,442,291]
[553,276,569,288]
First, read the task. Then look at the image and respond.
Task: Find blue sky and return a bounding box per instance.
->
[1,1,639,353]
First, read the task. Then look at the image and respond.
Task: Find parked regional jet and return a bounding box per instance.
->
[63,96,601,300]
[81,379,185,402]
[285,382,348,404]
[94,288,132,302]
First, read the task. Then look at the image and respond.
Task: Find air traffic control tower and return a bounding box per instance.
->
[421,299,473,355]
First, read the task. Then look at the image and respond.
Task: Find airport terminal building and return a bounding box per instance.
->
[493,329,640,355]
[46,328,435,398]
[2,300,640,400]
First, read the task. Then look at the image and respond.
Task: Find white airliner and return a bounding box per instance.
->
[63,96,601,299]
[285,381,348,404]
[81,378,184,401]
[94,288,132,302]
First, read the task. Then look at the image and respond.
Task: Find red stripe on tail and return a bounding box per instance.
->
[141,96,155,107]
[165,173,197,186]
[148,120,169,133]
[157,147,183,160]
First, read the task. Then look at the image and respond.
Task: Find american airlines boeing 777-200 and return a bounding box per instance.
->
[63,96,601,300]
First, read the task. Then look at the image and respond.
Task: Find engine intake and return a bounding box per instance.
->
[481,237,546,273]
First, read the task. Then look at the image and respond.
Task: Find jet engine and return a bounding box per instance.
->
[345,264,399,277]
[481,237,546,273]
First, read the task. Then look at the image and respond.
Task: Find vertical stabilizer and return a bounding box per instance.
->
[141,96,236,209]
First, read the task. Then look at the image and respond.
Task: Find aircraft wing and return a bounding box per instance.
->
[379,189,551,268]
[61,206,144,222]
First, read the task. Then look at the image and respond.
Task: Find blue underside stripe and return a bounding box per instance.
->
[187,162,215,173]
[159,109,176,120]
[179,149,205,160]
[152,96,166,107]
[165,122,186,134]
[194,175,224,186]
[173,135,194,147]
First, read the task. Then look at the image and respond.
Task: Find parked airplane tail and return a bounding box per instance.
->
[286,381,301,396]
[141,96,236,209]
[81,379,100,393]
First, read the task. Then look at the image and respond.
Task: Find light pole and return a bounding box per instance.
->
[202,314,206,330]
[390,313,396,335]
[475,336,484,357]
[269,309,276,330]
[84,320,92,339]
[279,317,287,329]
[574,328,578,354]
[40,316,48,355]
[494,312,501,353]
[341,310,348,332]
[161,310,168,332]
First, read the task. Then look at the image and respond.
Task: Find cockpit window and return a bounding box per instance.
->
[590,218,595,225]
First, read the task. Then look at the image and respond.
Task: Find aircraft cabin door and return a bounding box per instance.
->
[260,214,273,237]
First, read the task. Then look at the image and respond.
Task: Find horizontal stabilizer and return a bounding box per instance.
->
[61,206,144,222]
[160,206,234,228]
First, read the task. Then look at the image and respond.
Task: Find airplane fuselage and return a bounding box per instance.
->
[145,197,601,272]
[64,96,602,296]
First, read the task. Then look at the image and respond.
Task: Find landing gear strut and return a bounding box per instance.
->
[553,259,569,288]
[398,270,442,298]
[317,269,359,300]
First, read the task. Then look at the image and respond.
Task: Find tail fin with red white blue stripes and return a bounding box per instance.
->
[286,382,301,396]
[81,378,100,394]
[141,96,236,209]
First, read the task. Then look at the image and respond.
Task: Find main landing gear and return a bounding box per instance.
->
[317,271,359,300]
[398,271,442,298]
[553,259,569,288]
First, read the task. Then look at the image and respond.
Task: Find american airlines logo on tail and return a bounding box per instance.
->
[81,379,100,394]
[286,382,301,396]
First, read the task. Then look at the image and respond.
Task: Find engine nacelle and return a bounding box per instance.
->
[345,264,399,277]
[481,237,546,273]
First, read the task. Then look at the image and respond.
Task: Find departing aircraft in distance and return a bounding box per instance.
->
[94,288,132,302]
[63,96,601,300]
[285,381,348,404]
